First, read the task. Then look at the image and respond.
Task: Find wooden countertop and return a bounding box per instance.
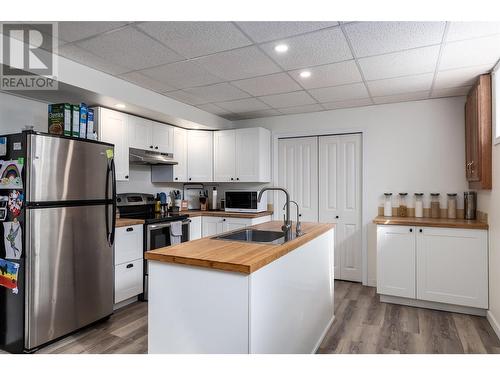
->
[145,221,334,274]
[115,218,145,228]
[182,210,274,219]
[373,216,489,230]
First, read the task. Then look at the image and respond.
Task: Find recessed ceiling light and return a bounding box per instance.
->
[299,71,311,78]
[274,44,289,53]
[115,103,126,109]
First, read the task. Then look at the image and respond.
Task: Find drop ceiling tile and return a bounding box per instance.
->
[344,22,445,58]
[119,71,176,92]
[235,21,338,43]
[139,60,222,89]
[231,73,301,96]
[278,104,324,115]
[184,83,250,102]
[372,91,430,105]
[434,65,491,90]
[258,91,316,108]
[58,22,129,43]
[447,22,500,42]
[431,86,472,98]
[322,98,373,110]
[358,45,440,81]
[308,83,369,103]
[439,35,500,70]
[194,46,281,81]
[163,90,210,105]
[289,60,362,89]
[136,22,251,58]
[215,98,270,113]
[260,28,352,70]
[58,44,131,75]
[197,103,235,117]
[76,27,184,71]
[367,73,434,97]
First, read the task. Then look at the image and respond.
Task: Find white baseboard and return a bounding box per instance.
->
[487,311,500,340]
[312,314,335,354]
[367,278,377,287]
[380,295,487,316]
[113,295,139,311]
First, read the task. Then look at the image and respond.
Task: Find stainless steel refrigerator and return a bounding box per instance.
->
[0,131,116,353]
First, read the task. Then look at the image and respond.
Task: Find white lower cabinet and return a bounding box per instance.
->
[114,224,144,305]
[377,225,488,310]
[201,216,271,238]
[189,216,202,241]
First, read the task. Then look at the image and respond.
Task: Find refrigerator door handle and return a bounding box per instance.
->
[105,159,111,245]
[109,158,117,246]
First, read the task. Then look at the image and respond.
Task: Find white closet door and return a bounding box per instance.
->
[319,134,362,282]
[277,137,318,222]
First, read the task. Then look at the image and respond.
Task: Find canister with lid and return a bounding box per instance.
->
[447,193,457,219]
[384,193,392,217]
[414,193,424,218]
[398,193,408,217]
[430,193,441,218]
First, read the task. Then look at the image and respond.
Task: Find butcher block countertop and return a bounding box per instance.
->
[373,216,489,230]
[183,210,273,219]
[145,221,334,274]
[115,218,145,227]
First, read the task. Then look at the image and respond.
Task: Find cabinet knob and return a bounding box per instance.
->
[419,229,423,233]
[126,227,134,232]
[335,215,339,219]
[175,177,178,181]
[125,175,129,179]
[236,177,239,181]
[126,263,134,269]
[150,145,153,149]
[223,218,226,222]
[409,228,413,232]
[155,146,158,150]
[189,177,192,181]
[230,177,234,181]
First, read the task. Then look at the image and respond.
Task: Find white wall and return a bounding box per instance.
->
[0,92,47,134]
[235,97,469,286]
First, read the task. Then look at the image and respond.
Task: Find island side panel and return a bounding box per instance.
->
[148,262,249,354]
[249,229,335,353]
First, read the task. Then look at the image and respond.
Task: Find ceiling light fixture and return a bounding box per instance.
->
[274,44,289,53]
[115,103,126,109]
[299,71,311,78]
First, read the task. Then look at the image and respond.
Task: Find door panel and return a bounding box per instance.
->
[173,127,188,182]
[214,130,236,182]
[128,117,152,150]
[277,137,318,222]
[28,134,112,202]
[152,122,174,154]
[26,204,113,349]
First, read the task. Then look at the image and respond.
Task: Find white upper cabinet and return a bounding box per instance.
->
[98,107,129,181]
[152,121,174,154]
[187,130,213,182]
[214,130,236,182]
[214,127,271,183]
[128,116,173,153]
[172,127,188,182]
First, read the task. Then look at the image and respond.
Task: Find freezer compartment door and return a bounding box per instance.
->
[25,204,114,350]
[27,134,113,202]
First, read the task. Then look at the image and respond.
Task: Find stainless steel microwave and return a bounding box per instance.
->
[224,190,268,213]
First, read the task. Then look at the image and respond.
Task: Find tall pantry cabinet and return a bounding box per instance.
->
[465,74,492,189]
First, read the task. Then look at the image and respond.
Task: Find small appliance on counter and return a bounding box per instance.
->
[225,190,268,213]
[464,191,477,220]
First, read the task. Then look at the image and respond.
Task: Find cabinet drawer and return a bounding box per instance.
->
[115,225,143,265]
[115,259,143,304]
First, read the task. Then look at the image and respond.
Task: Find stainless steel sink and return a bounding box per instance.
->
[214,229,287,244]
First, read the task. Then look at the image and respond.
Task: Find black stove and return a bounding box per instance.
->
[116,193,189,224]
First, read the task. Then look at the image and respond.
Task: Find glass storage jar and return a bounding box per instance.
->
[431,193,441,218]
[384,193,392,217]
[398,193,408,217]
[414,193,424,218]
[447,193,457,219]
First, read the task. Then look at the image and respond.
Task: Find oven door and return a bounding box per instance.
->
[143,219,190,301]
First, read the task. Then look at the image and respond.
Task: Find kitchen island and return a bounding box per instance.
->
[145,221,335,354]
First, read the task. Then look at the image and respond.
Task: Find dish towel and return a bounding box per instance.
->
[170,221,183,245]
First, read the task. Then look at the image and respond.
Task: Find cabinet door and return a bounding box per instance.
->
[416,227,488,308]
[114,225,143,265]
[128,116,153,151]
[187,130,213,182]
[465,86,480,182]
[377,225,416,299]
[172,127,188,182]
[201,216,224,237]
[99,108,129,181]
[214,130,236,182]
[189,216,202,241]
[235,128,260,182]
[152,122,174,153]
[115,259,143,304]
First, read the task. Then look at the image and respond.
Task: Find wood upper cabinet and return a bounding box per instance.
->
[465,74,492,189]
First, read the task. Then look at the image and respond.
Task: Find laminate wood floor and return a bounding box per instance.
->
[9,280,498,354]
[318,281,500,354]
